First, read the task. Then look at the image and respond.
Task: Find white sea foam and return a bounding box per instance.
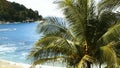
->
[0,28,16,32]
[33,65,66,68]
[0,44,17,53]
[19,42,26,45]
[22,52,29,57]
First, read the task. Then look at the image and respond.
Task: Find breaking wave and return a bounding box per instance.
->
[0,28,16,32]
[0,44,17,54]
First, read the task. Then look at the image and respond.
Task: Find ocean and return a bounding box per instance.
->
[0,22,39,64]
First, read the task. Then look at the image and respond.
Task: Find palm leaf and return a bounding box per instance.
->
[37,17,75,41]
[32,56,65,65]
[28,36,60,58]
[98,0,120,13]
[29,36,78,60]
[97,21,120,46]
[95,42,118,67]
[94,12,120,44]
[57,0,88,40]
[37,17,67,34]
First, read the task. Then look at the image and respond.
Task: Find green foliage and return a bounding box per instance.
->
[0,0,42,23]
[29,0,120,68]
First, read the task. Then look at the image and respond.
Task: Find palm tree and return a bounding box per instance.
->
[29,0,120,68]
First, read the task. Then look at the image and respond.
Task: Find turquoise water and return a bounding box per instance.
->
[0,22,39,64]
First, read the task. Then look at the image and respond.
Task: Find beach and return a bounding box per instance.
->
[0,60,31,68]
[0,59,66,68]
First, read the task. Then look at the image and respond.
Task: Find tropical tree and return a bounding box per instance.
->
[29,0,120,68]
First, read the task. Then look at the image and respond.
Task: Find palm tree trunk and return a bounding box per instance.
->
[77,55,92,68]
[77,58,85,68]
[86,61,91,68]
[99,63,101,68]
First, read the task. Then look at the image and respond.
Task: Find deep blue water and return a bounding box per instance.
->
[0,22,40,64]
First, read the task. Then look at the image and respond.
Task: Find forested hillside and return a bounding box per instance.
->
[0,0,42,23]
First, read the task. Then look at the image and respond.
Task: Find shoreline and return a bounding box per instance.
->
[0,21,40,24]
[0,59,31,68]
[0,59,65,68]
[0,21,40,25]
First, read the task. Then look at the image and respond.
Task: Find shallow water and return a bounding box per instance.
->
[0,22,39,64]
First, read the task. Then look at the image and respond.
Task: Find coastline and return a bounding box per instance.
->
[0,59,66,68]
[0,20,40,24]
[0,21,33,24]
[0,59,31,68]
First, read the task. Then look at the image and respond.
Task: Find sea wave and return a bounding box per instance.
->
[22,52,29,57]
[35,65,66,68]
[0,37,8,40]
[0,28,16,32]
[0,44,17,53]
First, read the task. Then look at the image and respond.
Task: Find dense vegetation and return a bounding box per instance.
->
[29,0,120,68]
[0,0,42,23]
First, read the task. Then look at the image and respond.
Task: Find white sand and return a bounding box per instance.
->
[0,59,31,68]
[0,59,66,68]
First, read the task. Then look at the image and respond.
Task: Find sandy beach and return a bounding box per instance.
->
[0,60,31,68]
[0,59,66,68]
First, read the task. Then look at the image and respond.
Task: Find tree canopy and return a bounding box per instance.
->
[29,0,120,68]
[0,0,42,23]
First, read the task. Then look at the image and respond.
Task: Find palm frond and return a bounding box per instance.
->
[98,0,120,13]
[117,58,120,65]
[97,21,120,45]
[37,17,67,34]
[45,38,77,55]
[95,42,118,67]
[34,36,60,47]
[94,12,120,44]
[37,16,74,41]
[29,36,78,61]
[28,36,60,58]
[85,0,98,45]
[98,12,119,27]
[57,0,89,40]
[32,56,65,65]
[113,41,120,58]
